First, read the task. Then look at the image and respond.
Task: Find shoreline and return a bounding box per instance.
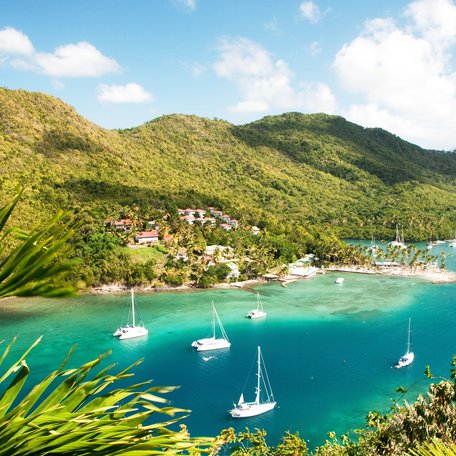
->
[324,265,456,284]
[87,266,456,295]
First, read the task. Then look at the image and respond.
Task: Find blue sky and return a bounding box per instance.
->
[1,0,456,150]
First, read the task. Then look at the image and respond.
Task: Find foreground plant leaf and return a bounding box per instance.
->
[0,338,212,455]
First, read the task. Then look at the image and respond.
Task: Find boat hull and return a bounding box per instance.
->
[246,310,266,319]
[191,337,231,351]
[230,401,276,418]
[116,326,148,340]
[395,352,414,368]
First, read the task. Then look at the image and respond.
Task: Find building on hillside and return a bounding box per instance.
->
[203,217,216,227]
[252,226,261,235]
[135,230,159,244]
[176,247,188,261]
[184,208,195,216]
[163,233,173,243]
[195,209,206,218]
[181,215,195,224]
[220,223,232,231]
[220,214,231,222]
[228,219,238,228]
[114,219,133,232]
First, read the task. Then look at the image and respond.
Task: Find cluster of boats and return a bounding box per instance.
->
[113,290,275,418]
[113,288,415,419]
[191,295,276,419]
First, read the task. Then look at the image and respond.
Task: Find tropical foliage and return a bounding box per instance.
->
[0,189,74,298]
[1,88,455,242]
[0,337,212,455]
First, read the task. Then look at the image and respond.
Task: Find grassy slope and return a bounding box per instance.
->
[0,88,455,239]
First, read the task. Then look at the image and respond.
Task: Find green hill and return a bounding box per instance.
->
[1,87,455,240]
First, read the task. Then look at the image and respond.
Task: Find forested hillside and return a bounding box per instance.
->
[1,87,455,240]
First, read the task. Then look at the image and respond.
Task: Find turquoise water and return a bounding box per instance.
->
[0,243,455,447]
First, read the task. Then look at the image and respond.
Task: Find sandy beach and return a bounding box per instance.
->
[87,265,456,295]
[324,265,456,283]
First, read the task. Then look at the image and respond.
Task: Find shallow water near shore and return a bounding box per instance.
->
[0,244,455,447]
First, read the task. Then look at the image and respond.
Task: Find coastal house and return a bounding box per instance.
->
[135,230,159,244]
[262,273,279,281]
[288,262,318,278]
[220,260,240,279]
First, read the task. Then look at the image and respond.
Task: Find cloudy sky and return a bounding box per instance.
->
[1,0,456,150]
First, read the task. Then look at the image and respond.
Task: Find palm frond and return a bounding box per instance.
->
[0,338,212,455]
[0,190,76,298]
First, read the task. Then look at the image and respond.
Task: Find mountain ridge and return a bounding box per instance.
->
[1,87,455,239]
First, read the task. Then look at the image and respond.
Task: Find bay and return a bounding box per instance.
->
[0,243,455,447]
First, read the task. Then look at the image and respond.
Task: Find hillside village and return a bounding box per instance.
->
[103,206,319,287]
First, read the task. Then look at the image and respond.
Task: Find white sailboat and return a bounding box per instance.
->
[395,318,414,368]
[113,289,148,340]
[230,346,276,418]
[191,302,231,351]
[389,224,407,248]
[246,293,267,319]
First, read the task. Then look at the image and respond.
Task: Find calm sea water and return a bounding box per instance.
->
[0,243,455,447]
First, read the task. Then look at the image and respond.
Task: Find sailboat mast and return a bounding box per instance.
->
[212,302,216,338]
[131,289,136,327]
[255,346,261,405]
[407,318,411,353]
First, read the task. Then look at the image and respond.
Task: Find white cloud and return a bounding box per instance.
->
[213,36,337,114]
[0,27,119,78]
[299,1,322,24]
[35,42,120,77]
[333,0,456,150]
[405,0,456,48]
[0,27,34,55]
[97,83,153,103]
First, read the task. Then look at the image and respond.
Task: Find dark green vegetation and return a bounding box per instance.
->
[1,87,455,287]
[1,87,455,238]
